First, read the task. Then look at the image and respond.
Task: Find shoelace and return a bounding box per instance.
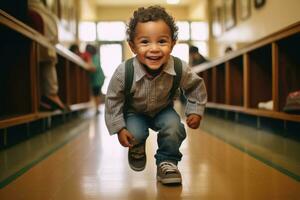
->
[130,143,145,159]
[159,162,178,174]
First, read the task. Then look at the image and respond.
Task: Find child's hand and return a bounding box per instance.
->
[186,114,202,129]
[117,128,135,148]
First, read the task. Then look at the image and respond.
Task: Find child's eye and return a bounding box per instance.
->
[158,39,167,44]
[140,40,149,44]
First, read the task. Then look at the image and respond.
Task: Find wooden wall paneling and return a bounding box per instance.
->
[248,45,272,108]
[277,33,300,111]
[202,70,213,102]
[84,71,90,102]
[35,44,41,111]
[0,10,53,50]
[225,62,231,105]
[56,56,69,105]
[0,35,37,128]
[194,22,300,122]
[208,69,213,102]
[29,42,39,113]
[82,70,89,103]
[0,10,92,130]
[77,68,82,103]
[243,53,250,108]
[76,67,81,104]
[272,42,279,111]
[65,60,71,106]
[77,68,81,103]
[228,56,244,106]
[78,66,84,103]
[215,64,226,104]
[84,70,89,102]
[212,67,217,103]
[81,70,86,103]
[69,63,77,105]
[6,35,32,116]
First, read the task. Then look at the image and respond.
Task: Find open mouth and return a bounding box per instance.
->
[147,56,162,61]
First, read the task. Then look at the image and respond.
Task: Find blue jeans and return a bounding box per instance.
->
[125,106,186,165]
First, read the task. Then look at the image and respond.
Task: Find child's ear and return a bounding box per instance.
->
[128,41,137,54]
[171,40,176,50]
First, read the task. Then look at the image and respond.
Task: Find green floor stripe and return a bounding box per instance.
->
[206,131,300,182]
[0,128,83,189]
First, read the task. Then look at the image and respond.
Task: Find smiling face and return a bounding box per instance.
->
[129,20,176,70]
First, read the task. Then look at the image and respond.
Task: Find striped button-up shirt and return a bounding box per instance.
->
[105,56,207,135]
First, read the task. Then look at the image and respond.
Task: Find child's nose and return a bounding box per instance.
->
[149,43,160,51]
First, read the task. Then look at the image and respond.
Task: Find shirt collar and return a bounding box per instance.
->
[133,56,176,82]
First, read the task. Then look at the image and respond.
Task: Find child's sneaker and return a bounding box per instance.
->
[128,142,146,171]
[157,161,182,184]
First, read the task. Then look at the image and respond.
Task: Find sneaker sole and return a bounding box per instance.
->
[157,176,182,184]
[129,164,146,172]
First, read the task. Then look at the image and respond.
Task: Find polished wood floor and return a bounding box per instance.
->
[0,105,299,200]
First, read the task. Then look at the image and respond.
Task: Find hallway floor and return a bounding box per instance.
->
[0,105,299,199]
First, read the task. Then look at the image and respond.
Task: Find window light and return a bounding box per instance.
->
[97,22,126,41]
[167,0,180,5]
[79,22,96,41]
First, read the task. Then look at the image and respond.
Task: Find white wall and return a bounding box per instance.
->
[211,0,300,58]
[80,0,97,20]
[188,0,208,20]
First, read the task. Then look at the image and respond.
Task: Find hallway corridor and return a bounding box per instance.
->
[0,105,299,200]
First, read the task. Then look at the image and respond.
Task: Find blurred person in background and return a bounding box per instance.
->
[82,44,105,115]
[189,45,208,67]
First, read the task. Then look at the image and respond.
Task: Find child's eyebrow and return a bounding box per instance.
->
[135,36,149,40]
[159,35,171,38]
[136,34,171,39]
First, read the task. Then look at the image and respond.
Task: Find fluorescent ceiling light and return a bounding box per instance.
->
[167,0,180,4]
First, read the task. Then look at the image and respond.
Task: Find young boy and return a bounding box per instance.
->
[105,6,207,185]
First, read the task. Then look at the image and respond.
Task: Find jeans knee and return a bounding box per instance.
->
[127,125,149,142]
[160,120,186,141]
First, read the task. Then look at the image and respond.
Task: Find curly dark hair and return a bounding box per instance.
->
[126,5,178,42]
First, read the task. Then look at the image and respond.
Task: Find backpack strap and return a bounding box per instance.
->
[169,56,182,100]
[124,57,134,112]
[125,58,134,98]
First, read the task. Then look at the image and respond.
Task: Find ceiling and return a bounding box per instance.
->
[94,0,192,6]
